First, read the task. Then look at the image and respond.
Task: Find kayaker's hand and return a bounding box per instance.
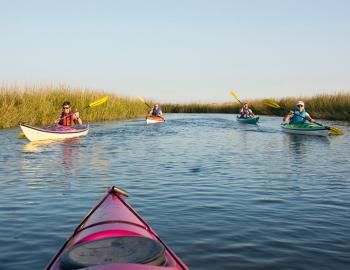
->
[75,112,80,119]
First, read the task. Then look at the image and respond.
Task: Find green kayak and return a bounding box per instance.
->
[237,116,259,125]
[281,123,329,136]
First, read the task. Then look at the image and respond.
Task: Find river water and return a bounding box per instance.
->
[1,114,350,270]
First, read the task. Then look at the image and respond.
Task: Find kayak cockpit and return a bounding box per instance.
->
[60,236,166,269]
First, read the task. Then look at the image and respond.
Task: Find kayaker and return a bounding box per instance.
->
[148,104,163,117]
[239,103,255,118]
[283,101,315,124]
[54,101,82,126]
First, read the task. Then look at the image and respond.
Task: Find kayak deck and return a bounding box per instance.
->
[236,116,259,124]
[20,123,89,142]
[45,187,188,270]
[281,123,329,136]
[146,116,164,124]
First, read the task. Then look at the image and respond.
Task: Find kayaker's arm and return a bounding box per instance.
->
[54,113,62,125]
[249,109,255,118]
[306,113,315,123]
[283,111,293,123]
[74,112,83,125]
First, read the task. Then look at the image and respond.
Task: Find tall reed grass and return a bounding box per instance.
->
[163,92,350,121]
[0,85,148,129]
[1,85,349,129]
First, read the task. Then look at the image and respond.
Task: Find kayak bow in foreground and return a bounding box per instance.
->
[19,123,89,142]
[281,123,329,137]
[45,187,189,270]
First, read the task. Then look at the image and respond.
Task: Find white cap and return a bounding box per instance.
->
[296,101,304,106]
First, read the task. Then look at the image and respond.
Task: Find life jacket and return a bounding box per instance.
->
[59,112,74,126]
[240,107,251,118]
[151,108,161,116]
[289,107,307,124]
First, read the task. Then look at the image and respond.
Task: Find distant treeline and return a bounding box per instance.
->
[162,92,350,121]
[0,85,148,129]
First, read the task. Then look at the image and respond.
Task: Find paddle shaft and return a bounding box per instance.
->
[230,91,244,105]
[56,96,108,123]
[235,98,243,106]
[143,101,152,109]
[140,98,164,120]
[56,105,88,122]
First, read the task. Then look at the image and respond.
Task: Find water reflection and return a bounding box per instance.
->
[21,138,82,175]
[22,140,54,153]
[283,134,330,157]
[60,138,82,175]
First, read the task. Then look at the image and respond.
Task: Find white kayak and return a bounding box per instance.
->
[20,123,89,142]
[146,116,165,124]
[281,123,329,137]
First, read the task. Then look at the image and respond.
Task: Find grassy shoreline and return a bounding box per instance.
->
[162,92,350,121]
[1,86,349,129]
[0,85,148,129]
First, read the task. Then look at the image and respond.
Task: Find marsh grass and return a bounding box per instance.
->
[163,92,350,121]
[1,85,349,129]
[0,85,148,128]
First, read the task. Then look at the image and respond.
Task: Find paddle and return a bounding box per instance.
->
[138,96,164,120]
[137,96,152,109]
[263,99,344,135]
[57,96,109,123]
[229,90,243,105]
[17,132,26,139]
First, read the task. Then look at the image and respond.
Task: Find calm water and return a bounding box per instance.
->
[1,114,350,270]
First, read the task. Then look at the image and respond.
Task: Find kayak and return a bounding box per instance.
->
[19,123,89,142]
[281,123,329,136]
[45,186,189,270]
[236,116,259,124]
[146,116,164,124]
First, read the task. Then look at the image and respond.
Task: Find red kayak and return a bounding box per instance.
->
[45,187,189,270]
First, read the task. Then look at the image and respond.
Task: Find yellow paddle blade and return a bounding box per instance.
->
[17,132,26,139]
[329,127,344,136]
[229,90,239,101]
[137,96,145,103]
[263,99,281,109]
[89,96,108,107]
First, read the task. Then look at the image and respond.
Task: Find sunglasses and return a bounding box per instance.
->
[297,105,304,107]
[63,106,70,109]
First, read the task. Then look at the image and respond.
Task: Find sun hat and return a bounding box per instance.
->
[296,101,304,106]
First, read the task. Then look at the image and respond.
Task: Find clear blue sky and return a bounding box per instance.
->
[1,0,349,103]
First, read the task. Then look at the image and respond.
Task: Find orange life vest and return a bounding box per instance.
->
[59,112,74,127]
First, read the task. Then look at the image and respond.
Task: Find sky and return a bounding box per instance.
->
[1,0,349,103]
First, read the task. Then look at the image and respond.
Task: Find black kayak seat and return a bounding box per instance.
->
[60,236,166,270]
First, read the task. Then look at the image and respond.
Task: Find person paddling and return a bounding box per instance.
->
[239,103,255,118]
[283,101,315,124]
[54,101,82,126]
[148,104,163,117]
